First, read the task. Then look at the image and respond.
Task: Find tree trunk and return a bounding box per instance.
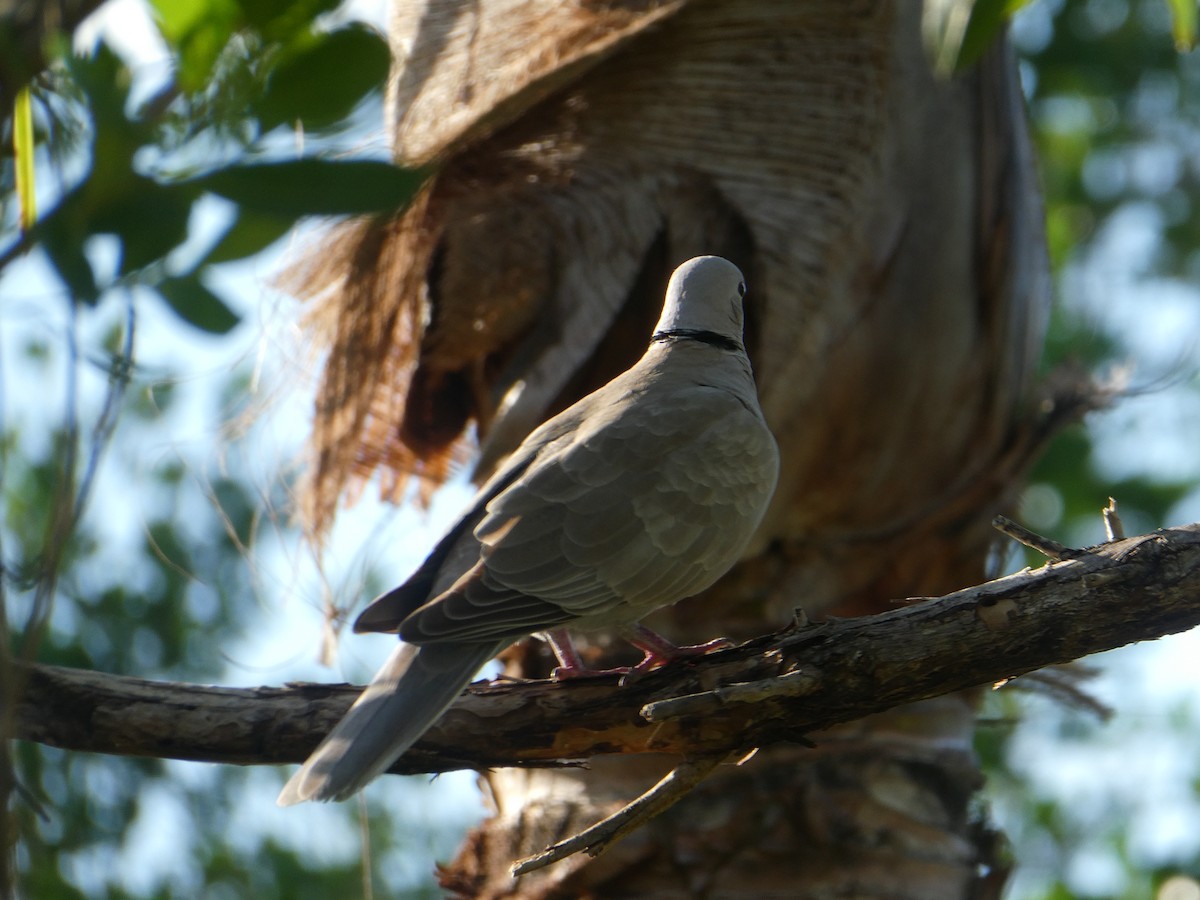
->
[295,1,1052,896]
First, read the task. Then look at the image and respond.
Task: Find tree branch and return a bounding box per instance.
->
[13,524,1200,775]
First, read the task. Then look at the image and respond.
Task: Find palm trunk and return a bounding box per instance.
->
[298,2,1049,895]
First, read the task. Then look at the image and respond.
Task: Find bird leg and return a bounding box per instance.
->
[622,623,731,678]
[545,629,631,680]
[544,626,730,682]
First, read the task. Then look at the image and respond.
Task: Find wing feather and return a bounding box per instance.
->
[397,367,778,643]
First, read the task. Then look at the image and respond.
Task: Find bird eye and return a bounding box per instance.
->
[737,282,747,298]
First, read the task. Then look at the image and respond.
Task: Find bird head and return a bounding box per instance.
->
[654,256,748,342]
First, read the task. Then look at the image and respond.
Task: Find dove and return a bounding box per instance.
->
[278,255,779,805]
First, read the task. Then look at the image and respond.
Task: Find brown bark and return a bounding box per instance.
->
[16,523,1200,775]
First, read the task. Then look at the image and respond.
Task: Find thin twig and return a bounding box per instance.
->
[1103,497,1125,542]
[511,754,725,876]
[71,293,136,524]
[641,668,821,722]
[1009,666,1114,721]
[991,514,1073,560]
[2,286,135,899]
[20,301,83,655]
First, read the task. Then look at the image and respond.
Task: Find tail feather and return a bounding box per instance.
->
[277,640,502,805]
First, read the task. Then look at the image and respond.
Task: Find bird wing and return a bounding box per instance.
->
[353,411,583,633]
[399,376,777,644]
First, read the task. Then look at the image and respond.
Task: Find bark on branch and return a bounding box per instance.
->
[12,524,1200,776]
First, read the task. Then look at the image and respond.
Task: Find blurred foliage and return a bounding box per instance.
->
[0,0,443,896]
[0,302,461,896]
[982,1,1200,898]
[1027,1,1200,272]
[0,0,420,333]
[924,0,1197,72]
[1015,0,1200,546]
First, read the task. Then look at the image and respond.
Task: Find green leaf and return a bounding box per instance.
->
[201,208,295,264]
[89,180,197,274]
[238,0,343,40]
[149,0,221,46]
[156,275,241,333]
[37,195,100,304]
[22,175,199,298]
[1166,0,1198,51]
[60,45,153,208]
[14,85,36,231]
[958,0,1035,70]
[59,46,177,263]
[257,24,390,131]
[923,0,1034,75]
[194,159,428,217]
[148,0,244,92]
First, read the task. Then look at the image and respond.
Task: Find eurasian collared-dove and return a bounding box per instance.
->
[278,255,779,805]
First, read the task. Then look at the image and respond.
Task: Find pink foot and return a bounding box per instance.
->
[544,629,630,680]
[623,625,731,681]
[544,626,731,683]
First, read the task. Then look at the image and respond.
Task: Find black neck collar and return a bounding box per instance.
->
[652,328,743,353]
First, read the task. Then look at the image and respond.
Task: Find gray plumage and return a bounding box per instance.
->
[278,256,779,805]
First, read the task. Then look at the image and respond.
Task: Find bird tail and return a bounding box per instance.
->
[277,640,501,805]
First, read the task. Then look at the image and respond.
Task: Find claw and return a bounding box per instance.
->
[544,625,730,683]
